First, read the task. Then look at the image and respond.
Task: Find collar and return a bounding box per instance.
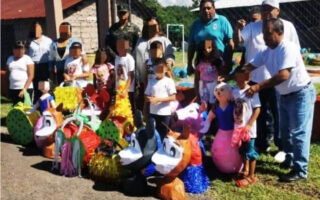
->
[202,14,220,25]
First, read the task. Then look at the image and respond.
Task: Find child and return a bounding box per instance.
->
[145,40,164,84]
[194,40,223,107]
[28,81,56,114]
[232,66,261,187]
[114,37,135,112]
[91,48,114,91]
[145,60,176,140]
[63,42,89,88]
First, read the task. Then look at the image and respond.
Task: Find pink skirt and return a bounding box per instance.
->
[211,129,243,174]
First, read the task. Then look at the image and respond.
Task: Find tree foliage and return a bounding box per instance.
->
[140,0,198,47]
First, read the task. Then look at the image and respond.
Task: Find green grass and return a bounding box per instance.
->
[208,143,320,200]
[314,83,320,95]
[1,96,12,119]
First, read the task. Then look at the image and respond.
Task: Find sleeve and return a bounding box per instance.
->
[6,56,12,66]
[278,44,297,71]
[223,17,234,40]
[82,62,90,72]
[250,51,264,68]
[288,23,301,49]
[241,23,251,43]
[108,63,115,70]
[128,55,135,72]
[188,20,197,44]
[144,81,152,96]
[167,79,177,95]
[251,93,261,108]
[25,55,34,65]
[163,37,175,64]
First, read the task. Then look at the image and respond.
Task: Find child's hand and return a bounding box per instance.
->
[245,124,252,132]
[149,97,159,105]
[18,90,24,98]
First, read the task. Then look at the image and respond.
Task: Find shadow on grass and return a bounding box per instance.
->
[202,155,234,182]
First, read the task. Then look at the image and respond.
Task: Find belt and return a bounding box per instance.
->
[282,82,311,97]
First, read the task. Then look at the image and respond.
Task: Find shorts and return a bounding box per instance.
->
[239,138,259,161]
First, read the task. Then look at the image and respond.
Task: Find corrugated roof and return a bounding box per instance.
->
[190,0,309,11]
[1,0,82,20]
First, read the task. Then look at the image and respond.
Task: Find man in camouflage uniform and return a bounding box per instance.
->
[105,4,141,60]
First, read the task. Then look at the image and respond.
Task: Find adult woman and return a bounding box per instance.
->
[49,22,83,85]
[6,41,34,105]
[134,16,175,110]
[28,22,52,102]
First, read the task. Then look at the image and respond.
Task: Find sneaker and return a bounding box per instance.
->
[279,171,306,182]
[274,151,286,163]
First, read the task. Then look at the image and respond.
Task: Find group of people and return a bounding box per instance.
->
[5,0,315,188]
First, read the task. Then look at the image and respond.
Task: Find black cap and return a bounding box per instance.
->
[13,40,25,49]
[70,42,82,49]
[117,5,129,13]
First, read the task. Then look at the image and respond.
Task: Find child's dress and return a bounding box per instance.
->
[211,104,243,174]
[91,63,114,90]
[196,61,219,104]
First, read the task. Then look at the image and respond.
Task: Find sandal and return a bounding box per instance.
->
[235,171,249,180]
[236,176,257,188]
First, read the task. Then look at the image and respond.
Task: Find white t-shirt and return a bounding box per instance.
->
[241,19,300,83]
[233,85,261,138]
[115,54,135,92]
[64,56,89,88]
[251,40,310,95]
[7,55,34,89]
[145,76,177,116]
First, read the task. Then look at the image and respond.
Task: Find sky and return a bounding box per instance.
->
[157,0,193,7]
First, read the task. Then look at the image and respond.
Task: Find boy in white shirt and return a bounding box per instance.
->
[232,66,261,187]
[63,42,89,88]
[145,60,176,140]
[114,38,136,112]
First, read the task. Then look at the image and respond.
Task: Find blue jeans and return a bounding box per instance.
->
[149,114,171,141]
[280,83,316,178]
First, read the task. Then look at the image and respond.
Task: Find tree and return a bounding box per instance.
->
[191,0,200,8]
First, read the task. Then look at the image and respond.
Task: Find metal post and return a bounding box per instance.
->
[182,25,185,65]
[128,0,132,22]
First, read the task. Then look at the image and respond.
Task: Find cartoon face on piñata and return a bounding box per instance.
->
[152,130,191,178]
[214,82,232,103]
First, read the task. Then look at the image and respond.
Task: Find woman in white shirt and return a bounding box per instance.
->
[6,41,35,105]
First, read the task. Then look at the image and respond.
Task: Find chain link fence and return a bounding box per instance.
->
[217,0,320,52]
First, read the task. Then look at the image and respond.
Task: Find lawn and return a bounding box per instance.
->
[1,93,320,199]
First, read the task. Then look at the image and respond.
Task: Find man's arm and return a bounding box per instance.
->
[234,19,246,46]
[246,68,291,97]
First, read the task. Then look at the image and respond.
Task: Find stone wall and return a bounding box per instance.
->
[64,0,143,54]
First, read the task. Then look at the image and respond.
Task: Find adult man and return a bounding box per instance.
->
[105,5,140,60]
[245,18,315,182]
[187,0,234,75]
[28,22,52,102]
[234,0,300,153]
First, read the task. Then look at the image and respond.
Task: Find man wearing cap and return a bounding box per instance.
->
[63,42,90,88]
[105,4,141,60]
[234,0,300,154]
[188,0,234,75]
[245,18,315,182]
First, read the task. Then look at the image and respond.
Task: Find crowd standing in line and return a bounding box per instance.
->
[5,0,316,187]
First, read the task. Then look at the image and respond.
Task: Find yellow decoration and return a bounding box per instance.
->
[88,153,129,183]
[54,86,83,112]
